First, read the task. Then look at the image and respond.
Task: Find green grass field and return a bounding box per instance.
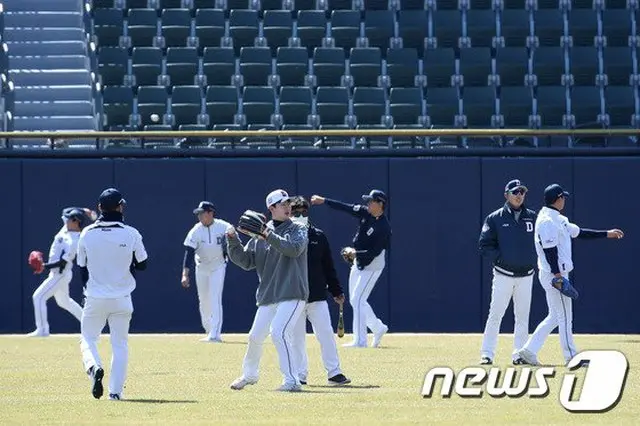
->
[0,333,637,425]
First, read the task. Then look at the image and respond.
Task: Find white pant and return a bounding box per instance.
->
[349,266,386,347]
[32,271,83,333]
[241,299,306,386]
[480,270,533,361]
[196,264,226,339]
[293,301,342,380]
[520,270,578,363]
[80,296,133,395]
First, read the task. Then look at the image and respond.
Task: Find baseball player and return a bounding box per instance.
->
[226,189,309,392]
[516,184,624,366]
[181,201,233,342]
[310,190,391,348]
[289,196,351,386]
[77,188,148,400]
[478,179,537,365]
[27,208,95,337]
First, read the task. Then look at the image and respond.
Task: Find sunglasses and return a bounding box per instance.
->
[510,189,527,196]
[291,211,309,217]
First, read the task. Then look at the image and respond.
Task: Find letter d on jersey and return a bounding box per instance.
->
[559,350,629,413]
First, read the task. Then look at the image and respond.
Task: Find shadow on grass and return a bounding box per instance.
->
[307,384,381,389]
[124,399,198,404]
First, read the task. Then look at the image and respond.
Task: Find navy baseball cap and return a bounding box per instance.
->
[64,208,88,227]
[504,179,528,193]
[99,188,126,209]
[544,184,570,205]
[193,201,215,214]
[362,189,387,204]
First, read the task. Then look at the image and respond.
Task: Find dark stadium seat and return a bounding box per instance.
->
[313,48,346,87]
[426,87,460,127]
[398,10,427,58]
[364,10,395,52]
[604,85,637,128]
[353,87,386,125]
[424,49,455,88]
[242,86,276,125]
[103,86,134,127]
[461,86,497,128]
[279,86,313,125]
[316,86,349,125]
[94,8,125,47]
[127,9,159,48]
[568,47,599,87]
[264,11,294,55]
[495,47,529,87]
[132,47,163,86]
[532,47,566,87]
[602,47,634,87]
[349,48,382,87]
[206,86,240,125]
[499,10,530,48]
[602,9,632,48]
[137,86,169,127]
[229,10,260,56]
[569,86,604,129]
[161,8,191,48]
[459,48,492,87]
[98,47,128,86]
[386,48,420,88]
[330,10,361,51]
[240,47,273,87]
[466,10,497,48]
[533,10,564,47]
[297,11,327,56]
[498,86,534,127]
[166,47,199,86]
[276,47,309,87]
[432,10,462,49]
[170,85,203,127]
[389,87,422,125]
[568,9,598,48]
[203,47,236,86]
[195,9,226,50]
[535,85,569,128]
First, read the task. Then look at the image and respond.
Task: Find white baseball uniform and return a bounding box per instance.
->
[77,219,148,397]
[31,227,83,335]
[519,206,579,363]
[183,219,232,340]
[293,301,343,381]
[348,254,387,347]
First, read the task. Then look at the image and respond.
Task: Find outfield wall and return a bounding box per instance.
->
[1,157,638,334]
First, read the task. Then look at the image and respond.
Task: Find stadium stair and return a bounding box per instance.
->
[4,0,97,135]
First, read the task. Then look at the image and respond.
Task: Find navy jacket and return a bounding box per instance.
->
[307,225,343,303]
[479,203,537,277]
[325,198,392,270]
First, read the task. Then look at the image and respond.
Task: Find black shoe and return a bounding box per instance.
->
[328,374,351,385]
[91,367,104,399]
[299,380,307,385]
[109,393,121,400]
[480,357,493,365]
[512,358,527,365]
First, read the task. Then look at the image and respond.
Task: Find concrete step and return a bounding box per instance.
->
[12,116,97,131]
[7,41,86,56]
[3,0,83,12]
[9,55,88,70]
[4,27,87,42]
[14,101,94,116]
[14,86,94,102]
[9,69,93,86]
[4,12,84,28]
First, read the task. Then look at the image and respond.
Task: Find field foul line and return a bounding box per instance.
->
[1,333,638,338]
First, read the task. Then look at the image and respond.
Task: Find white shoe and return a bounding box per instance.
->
[372,325,388,348]
[277,383,302,392]
[200,336,223,343]
[230,376,257,390]
[515,348,540,366]
[26,330,49,337]
[342,341,367,348]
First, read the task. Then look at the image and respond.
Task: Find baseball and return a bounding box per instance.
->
[150,113,160,123]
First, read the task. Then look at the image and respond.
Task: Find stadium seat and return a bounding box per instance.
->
[432,10,462,49]
[568,9,598,48]
[568,47,598,87]
[166,47,199,86]
[532,47,565,87]
[399,0,425,9]
[102,86,134,127]
[93,8,125,47]
[533,10,564,47]
[132,47,163,86]
[398,10,427,58]
[280,86,313,125]
[242,86,276,125]
[426,87,460,127]
[386,48,420,88]
[353,87,386,125]
[240,47,274,86]
[161,8,192,48]
[499,10,530,48]
[195,9,226,50]
[364,10,395,53]
[602,47,634,87]
[459,48,492,87]
[313,47,346,87]
[389,87,423,125]
[229,10,260,56]
[98,47,128,86]
[137,86,169,127]
[276,47,309,87]
[602,9,632,48]
[569,86,603,129]
[466,10,497,48]
[264,11,294,55]
[171,85,203,127]
[498,86,533,127]
[535,85,569,128]
[316,86,349,125]
[293,0,316,10]
[127,9,159,48]
[461,86,497,128]
[424,49,455,88]
[206,86,240,125]
[330,10,362,51]
[604,85,637,128]
[349,48,382,87]
[297,11,327,56]
[203,47,236,86]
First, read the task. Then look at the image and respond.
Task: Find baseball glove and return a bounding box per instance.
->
[28,251,45,275]
[551,276,579,300]
[340,247,356,264]
[237,210,267,238]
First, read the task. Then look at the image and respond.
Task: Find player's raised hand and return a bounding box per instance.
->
[607,229,624,239]
[310,195,325,205]
[226,227,238,239]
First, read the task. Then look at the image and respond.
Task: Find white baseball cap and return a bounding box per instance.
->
[266,189,291,208]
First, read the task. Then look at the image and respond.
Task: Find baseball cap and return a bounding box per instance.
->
[362,189,387,204]
[504,179,528,193]
[544,184,570,205]
[266,189,291,208]
[64,208,88,228]
[193,201,215,214]
[99,188,126,210]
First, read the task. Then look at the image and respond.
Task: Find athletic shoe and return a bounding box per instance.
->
[342,342,367,348]
[26,330,49,337]
[109,394,121,401]
[372,325,388,348]
[277,383,302,392]
[89,366,104,399]
[515,349,540,366]
[512,358,527,365]
[480,357,493,365]
[230,376,257,390]
[328,374,351,385]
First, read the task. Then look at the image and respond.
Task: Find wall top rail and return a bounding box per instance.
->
[0,128,639,139]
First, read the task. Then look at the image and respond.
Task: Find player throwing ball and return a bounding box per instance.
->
[311,190,391,348]
[226,189,309,392]
[27,208,95,337]
[516,184,624,366]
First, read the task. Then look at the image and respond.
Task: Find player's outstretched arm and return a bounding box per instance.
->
[226,228,257,270]
[574,227,624,240]
[310,195,367,218]
[264,224,308,257]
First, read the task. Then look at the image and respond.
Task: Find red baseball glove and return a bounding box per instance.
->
[28,251,45,275]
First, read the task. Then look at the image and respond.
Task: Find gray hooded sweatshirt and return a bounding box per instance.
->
[226,219,309,306]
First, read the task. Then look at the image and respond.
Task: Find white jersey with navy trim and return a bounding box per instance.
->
[77,221,148,299]
[535,206,580,274]
[183,220,232,271]
[48,228,80,274]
